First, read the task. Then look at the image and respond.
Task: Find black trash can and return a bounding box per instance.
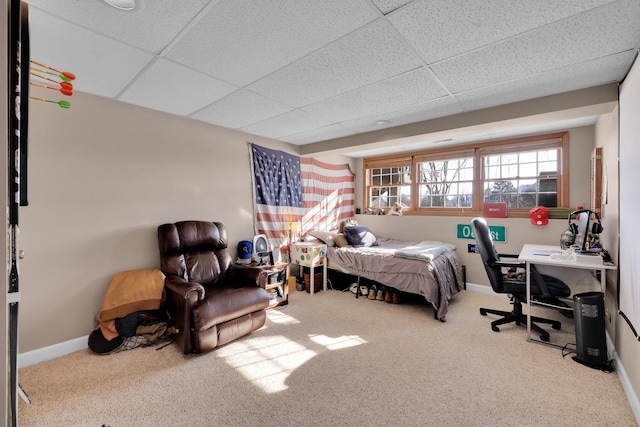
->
[573,291,613,371]
[303,266,323,293]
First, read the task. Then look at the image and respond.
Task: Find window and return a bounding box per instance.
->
[483,149,558,208]
[417,156,474,208]
[365,157,412,209]
[363,132,568,217]
[369,166,411,208]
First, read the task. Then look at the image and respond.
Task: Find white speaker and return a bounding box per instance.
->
[252,234,269,265]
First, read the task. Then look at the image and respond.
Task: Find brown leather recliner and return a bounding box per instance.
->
[157,221,270,354]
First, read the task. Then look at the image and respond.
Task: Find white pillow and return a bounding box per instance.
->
[308,230,336,247]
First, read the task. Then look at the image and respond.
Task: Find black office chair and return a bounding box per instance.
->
[471,217,571,341]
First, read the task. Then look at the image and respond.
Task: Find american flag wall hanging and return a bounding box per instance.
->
[249,143,355,250]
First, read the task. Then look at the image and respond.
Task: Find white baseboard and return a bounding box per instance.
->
[19,335,88,368]
[465,282,504,295]
[607,333,640,424]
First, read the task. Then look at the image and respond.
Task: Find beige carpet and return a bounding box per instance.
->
[18,289,636,426]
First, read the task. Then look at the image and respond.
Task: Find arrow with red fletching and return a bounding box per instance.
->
[30,71,73,91]
[31,66,73,83]
[31,59,75,81]
[31,81,73,96]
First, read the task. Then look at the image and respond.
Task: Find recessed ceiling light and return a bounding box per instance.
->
[374,120,390,126]
[103,0,136,10]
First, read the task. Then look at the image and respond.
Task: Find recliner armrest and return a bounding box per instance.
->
[163,275,206,354]
[165,275,205,301]
[227,265,270,288]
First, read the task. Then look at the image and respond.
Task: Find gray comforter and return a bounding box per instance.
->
[327,237,464,321]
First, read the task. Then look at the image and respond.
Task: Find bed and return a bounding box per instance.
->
[326,236,464,321]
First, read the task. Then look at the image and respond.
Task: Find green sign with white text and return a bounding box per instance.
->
[457,224,506,242]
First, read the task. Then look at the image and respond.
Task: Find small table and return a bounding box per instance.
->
[234,262,289,308]
[290,242,327,295]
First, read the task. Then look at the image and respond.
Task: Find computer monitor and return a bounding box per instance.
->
[573,211,591,252]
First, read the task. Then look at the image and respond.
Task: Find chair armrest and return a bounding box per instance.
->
[493,253,525,267]
[165,275,205,302]
[227,265,270,288]
[490,259,526,269]
[494,258,551,298]
[529,265,551,298]
[501,252,552,297]
[164,275,205,353]
[497,253,520,259]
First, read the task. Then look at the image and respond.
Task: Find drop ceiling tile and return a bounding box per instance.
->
[388,0,617,63]
[302,67,448,123]
[456,50,637,111]
[25,0,211,54]
[119,59,238,116]
[165,0,380,86]
[190,89,293,129]
[280,125,357,145]
[432,0,640,93]
[28,8,155,98]
[24,0,640,150]
[241,109,334,140]
[248,19,425,108]
[339,96,464,134]
[371,0,414,15]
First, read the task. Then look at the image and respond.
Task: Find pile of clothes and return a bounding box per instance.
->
[88,269,175,355]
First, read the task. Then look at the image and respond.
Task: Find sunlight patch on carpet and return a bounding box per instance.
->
[267,309,301,325]
[216,319,367,393]
[217,335,316,393]
[308,334,367,350]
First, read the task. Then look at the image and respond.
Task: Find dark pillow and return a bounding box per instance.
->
[343,225,378,247]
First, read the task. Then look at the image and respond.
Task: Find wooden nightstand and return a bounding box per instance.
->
[235,262,290,308]
[263,262,289,308]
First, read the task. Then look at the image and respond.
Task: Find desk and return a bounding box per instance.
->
[518,244,616,345]
[290,242,327,295]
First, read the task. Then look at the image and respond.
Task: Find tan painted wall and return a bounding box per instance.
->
[18,92,353,352]
[595,107,639,411]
